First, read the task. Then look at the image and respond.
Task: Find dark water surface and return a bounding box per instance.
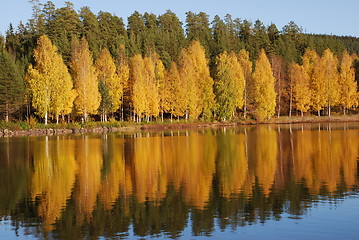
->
[0,123,358,239]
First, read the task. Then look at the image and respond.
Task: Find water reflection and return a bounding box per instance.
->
[0,123,358,239]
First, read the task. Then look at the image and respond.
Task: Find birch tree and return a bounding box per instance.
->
[26,35,75,124]
[339,51,358,114]
[71,37,100,121]
[251,49,276,120]
[95,48,122,121]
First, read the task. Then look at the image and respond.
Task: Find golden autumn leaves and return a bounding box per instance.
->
[26,35,76,124]
[25,35,358,124]
[290,49,358,117]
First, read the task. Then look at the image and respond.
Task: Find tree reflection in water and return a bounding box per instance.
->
[0,123,358,239]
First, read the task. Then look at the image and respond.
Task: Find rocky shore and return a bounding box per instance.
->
[1,115,358,138]
[0,126,137,137]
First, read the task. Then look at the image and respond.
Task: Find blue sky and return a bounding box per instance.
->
[1,0,358,37]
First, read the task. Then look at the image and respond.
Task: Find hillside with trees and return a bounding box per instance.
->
[0,1,358,124]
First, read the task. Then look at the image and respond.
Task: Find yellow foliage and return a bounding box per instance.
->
[312,49,340,114]
[238,49,253,118]
[179,41,215,120]
[25,35,75,123]
[339,51,358,110]
[215,51,245,120]
[251,49,276,120]
[163,62,187,117]
[129,54,160,120]
[117,45,130,113]
[130,54,146,118]
[289,63,311,115]
[179,48,201,120]
[188,41,215,119]
[71,37,101,120]
[143,57,160,118]
[95,48,123,113]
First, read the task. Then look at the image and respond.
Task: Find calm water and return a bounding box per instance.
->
[0,123,358,240]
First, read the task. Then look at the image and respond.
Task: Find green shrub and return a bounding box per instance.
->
[0,121,21,130]
[27,116,37,129]
[19,121,30,130]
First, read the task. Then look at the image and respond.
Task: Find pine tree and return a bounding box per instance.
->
[185,12,213,55]
[48,2,82,62]
[339,51,358,113]
[0,46,24,121]
[98,11,127,58]
[80,6,100,59]
[127,11,145,56]
[158,10,186,67]
[212,15,229,56]
[95,48,122,121]
[252,20,271,55]
[251,49,276,120]
[215,51,245,121]
[26,35,75,124]
[71,37,100,121]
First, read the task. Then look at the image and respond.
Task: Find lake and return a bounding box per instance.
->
[0,123,358,239]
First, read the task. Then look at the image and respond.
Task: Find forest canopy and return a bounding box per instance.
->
[0,1,358,124]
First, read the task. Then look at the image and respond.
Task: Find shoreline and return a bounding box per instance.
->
[0,115,358,137]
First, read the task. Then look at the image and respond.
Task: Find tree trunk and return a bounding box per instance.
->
[5,103,9,122]
[27,101,30,123]
[121,95,124,121]
[277,70,282,118]
[289,78,293,117]
[301,110,303,117]
[45,111,48,125]
[244,88,247,119]
[277,96,281,118]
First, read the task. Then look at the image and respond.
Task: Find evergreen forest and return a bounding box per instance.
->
[1,1,359,125]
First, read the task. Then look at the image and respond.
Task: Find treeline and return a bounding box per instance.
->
[0,1,358,123]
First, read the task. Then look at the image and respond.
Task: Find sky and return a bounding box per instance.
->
[0,0,358,37]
